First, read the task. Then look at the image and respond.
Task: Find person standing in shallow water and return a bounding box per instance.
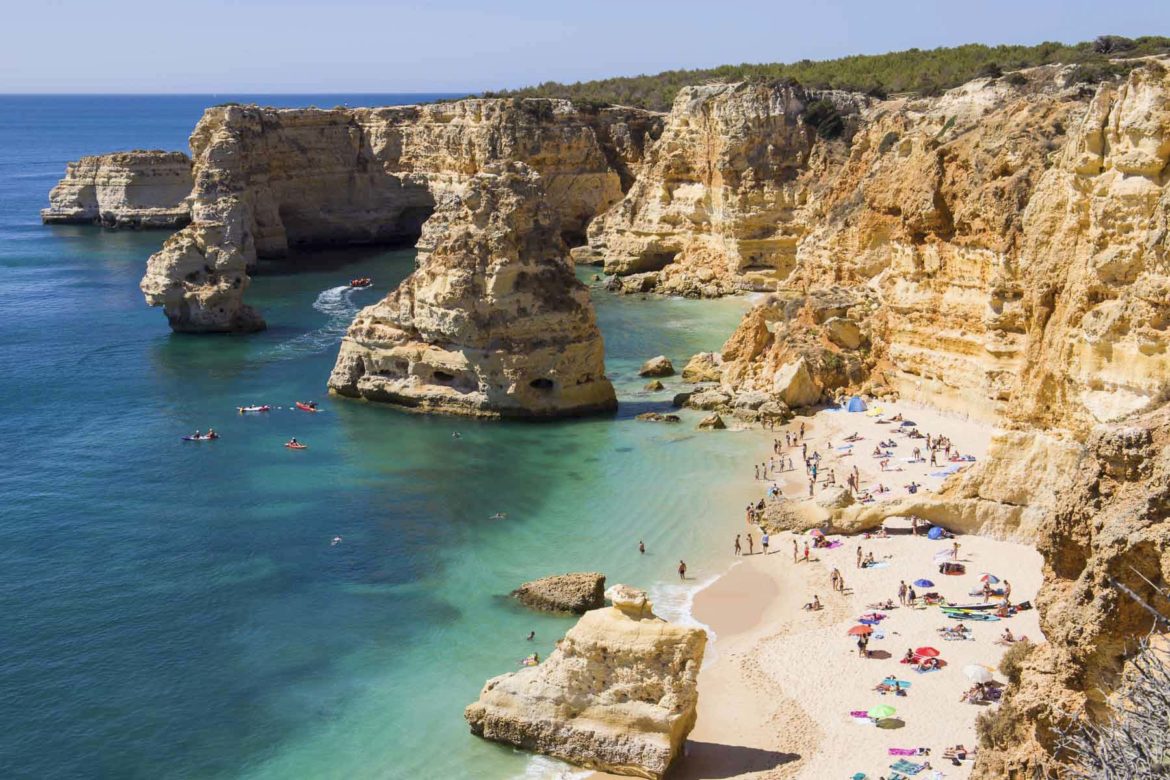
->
[678,560,687,579]
[638,539,645,554]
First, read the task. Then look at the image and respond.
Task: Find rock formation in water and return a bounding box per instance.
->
[42,151,192,228]
[511,572,606,614]
[326,164,617,418]
[139,99,660,332]
[464,584,706,779]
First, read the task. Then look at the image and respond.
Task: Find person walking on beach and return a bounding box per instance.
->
[747,534,754,555]
[898,580,908,605]
[930,449,938,467]
[799,422,805,440]
[734,534,742,556]
[1003,580,1012,600]
[830,567,841,591]
[678,560,687,579]
[803,542,810,562]
[793,539,799,562]
[808,479,815,497]
[952,541,961,560]
[639,540,645,555]
[908,586,917,604]
[761,532,770,555]
[856,546,864,569]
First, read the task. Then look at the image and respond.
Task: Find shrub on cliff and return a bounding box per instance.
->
[802,100,845,140]
[999,638,1035,685]
[490,36,1170,111]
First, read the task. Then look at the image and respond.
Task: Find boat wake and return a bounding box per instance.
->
[269,285,367,359]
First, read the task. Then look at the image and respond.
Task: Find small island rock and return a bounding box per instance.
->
[511,572,606,614]
[638,355,675,377]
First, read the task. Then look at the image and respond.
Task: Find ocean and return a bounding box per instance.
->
[0,95,761,779]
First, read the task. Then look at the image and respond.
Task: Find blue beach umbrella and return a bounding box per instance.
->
[914,579,934,588]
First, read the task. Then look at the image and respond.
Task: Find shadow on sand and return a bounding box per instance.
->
[671,742,801,779]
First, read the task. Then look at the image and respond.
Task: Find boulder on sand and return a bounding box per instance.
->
[639,355,675,377]
[698,413,726,430]
[511,572,606,614]
[465,584,706,779]
[772,357,822,408]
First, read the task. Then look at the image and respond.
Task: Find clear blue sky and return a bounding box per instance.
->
[3,0,1166,93]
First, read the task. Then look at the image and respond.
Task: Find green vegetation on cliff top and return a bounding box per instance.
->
[490,36,1170,111]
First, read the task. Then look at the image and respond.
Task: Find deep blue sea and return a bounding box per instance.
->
[0,95,762,779]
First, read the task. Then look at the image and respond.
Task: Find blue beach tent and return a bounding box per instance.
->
[846,395,867,412]
[927,526,945,540]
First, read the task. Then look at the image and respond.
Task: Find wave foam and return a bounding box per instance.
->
[269,285,364,359]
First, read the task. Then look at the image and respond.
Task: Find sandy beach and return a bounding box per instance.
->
[593,400,1044,780]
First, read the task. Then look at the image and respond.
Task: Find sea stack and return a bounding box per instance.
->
[465,584,707,779]
[41,151,192,228]
[328,163,617,418]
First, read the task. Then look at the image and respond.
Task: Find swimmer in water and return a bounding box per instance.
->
[526,631,535,641]
[452,432,461,439]
[490,512,508,520]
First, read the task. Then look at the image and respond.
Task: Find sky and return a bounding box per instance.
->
[1,0,1166,93]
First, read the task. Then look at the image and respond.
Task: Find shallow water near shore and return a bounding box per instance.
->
[0,96,764,779]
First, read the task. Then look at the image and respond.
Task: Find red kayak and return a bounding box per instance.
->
[295,402,319,413]
[285,442,308,450]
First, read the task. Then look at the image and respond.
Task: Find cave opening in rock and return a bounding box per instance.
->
[529,377,555,391]
[432,370,456,383]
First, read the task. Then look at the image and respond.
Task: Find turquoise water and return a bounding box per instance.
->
[0,96,761,779]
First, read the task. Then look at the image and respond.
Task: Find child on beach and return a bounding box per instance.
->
[761,533,770,554]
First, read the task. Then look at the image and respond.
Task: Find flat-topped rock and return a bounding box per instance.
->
[42,151,192,228]
[511,572,606,614]
[465,584,706,778]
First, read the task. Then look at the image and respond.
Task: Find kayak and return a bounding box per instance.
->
[238,405,271,413]
[295,402,319,413]
[285,443,308,450]
[182,435,219,441]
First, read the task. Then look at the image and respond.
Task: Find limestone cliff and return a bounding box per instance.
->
[692,64,1170,778]
[326,164,616,418]
[139,99,659,332]
[578,81,867,297]
[42,151,192,228]
[464,584,706,779]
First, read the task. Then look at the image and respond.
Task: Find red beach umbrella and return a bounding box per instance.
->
[848,624,874,636]
[915,646,940,658]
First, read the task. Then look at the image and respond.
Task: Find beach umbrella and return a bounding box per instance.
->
[980,573,1001,584]
[963,665,994,684]
[809,528,825,538]
[900,420,917,427]
[914,646,940,658]
[914,579,934,588]
[847,624,874,636]
[867,704,896,720]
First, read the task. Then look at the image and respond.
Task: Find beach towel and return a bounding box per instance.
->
[836,445,854,451]
[827,540,843,549]
[864,560,890,569]
[882,677,911,688]
[890,759,925,774]
[888,748,918,756]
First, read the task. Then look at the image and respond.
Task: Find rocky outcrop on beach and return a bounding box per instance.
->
[464,584,706,779]
[971,406,1170,779]
[140,98,660,332]
[511,572,606,614]
[638,355,674,377]
[326,164,617,418]
[42,151,192,228]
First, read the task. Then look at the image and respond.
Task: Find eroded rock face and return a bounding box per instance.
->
[326,164,616,418]
[464,584,706,779]
[140,99,661,332]
[42,151,192,228]
[580,81,867,297]
[511,572,606,614]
